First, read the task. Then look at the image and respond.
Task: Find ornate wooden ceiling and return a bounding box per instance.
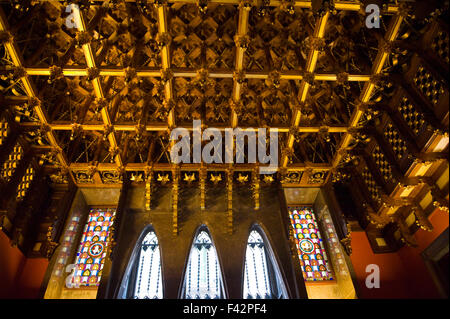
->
[0,1,448,252]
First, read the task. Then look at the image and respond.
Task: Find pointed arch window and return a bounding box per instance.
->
[181,227,225,299]
[118,228,163,299]
[243,227,288,299]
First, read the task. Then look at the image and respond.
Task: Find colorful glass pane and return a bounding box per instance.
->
[288,206,334,281]
[72,208,116,287]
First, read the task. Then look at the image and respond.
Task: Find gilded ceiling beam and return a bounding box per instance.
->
[21,67,371,81]
[76,8,123,168]
[19,122,349,133]
[281,11,330,168]
[332,14,405,169]
[0,7,72,181]
[155,2,176,129]
[231,2,250,128]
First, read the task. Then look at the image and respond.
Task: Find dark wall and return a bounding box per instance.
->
[101,184,308,299]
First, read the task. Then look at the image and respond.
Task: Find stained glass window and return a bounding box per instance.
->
[289,206,334,281]
[133,231,163,299]
[72,208,116,287]
[243,229,288,299]
[182,228,225,299]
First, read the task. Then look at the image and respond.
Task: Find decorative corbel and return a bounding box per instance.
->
[397,218,418,247]
[103,124,114,141]
[45,225,59,260]
[340,230,352,255]
[302,72,315,86]
[48,65,64,83]
[266,70,281,88]
[369,73,386,86]
[256,0,270,16]
[195,68,210,88]
[154,0,168,8]
[0,31,13,44]
[412,205,433,232]
[233,70,246,84]
[319,126,331,142]
[281,147,294,164]
[124,67,137,85]
[160,69,173,85]
[430,187,449,213]
[75,31,91,48]
[311,0,337,16]
[280,0,296,14]
[70,123,83,141]
[239,0,253,11]
[309,37,326,52]
[155,32,172,49]
[336,72,350,88]
[230,99,244,117]
[366,206,393,229]
[197,0,209,13]
[12,66,27,81]
[234,34,250,50]
[94,97,108,115]
[380,39,394,55]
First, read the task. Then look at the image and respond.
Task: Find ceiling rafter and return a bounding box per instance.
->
[332,14,405,168]
[19,122,350,133]
[281,11,330,168]
[155,1,175,127]
[74,7,124,168]
[231,1,250,127]
[7,66,372,81]
[0,7,73,181]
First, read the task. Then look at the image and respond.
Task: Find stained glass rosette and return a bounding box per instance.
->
[72,208,116,287]
[289,207,334,281]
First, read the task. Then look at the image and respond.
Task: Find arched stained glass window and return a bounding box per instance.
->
[181,228,225,299]
[243,228,288,299]
[288,206,334,281]
[71,208,116,287]
[117,227,163,299]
